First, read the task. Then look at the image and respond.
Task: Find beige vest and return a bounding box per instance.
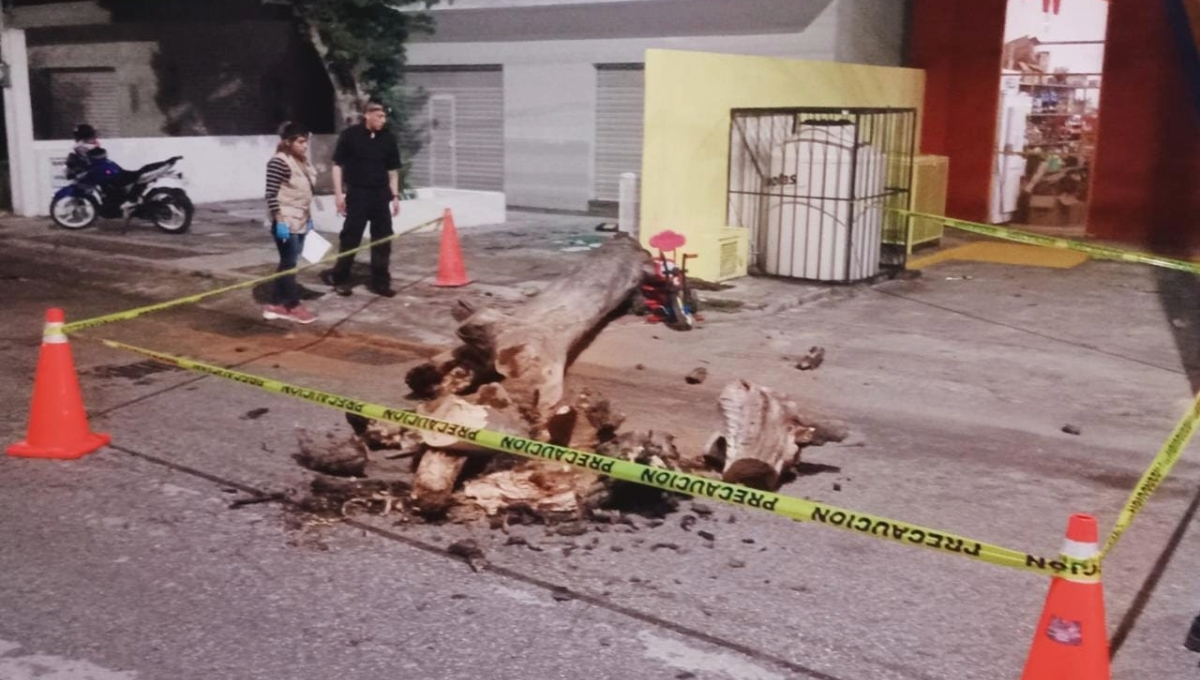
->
[274,152,316,233]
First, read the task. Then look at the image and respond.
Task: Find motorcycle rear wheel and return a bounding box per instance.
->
[50,195,98,230]
[152,193,194,234]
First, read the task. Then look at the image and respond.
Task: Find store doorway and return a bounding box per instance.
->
[991,0,1110,235]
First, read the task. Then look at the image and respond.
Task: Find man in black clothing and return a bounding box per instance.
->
[323,101,402,297]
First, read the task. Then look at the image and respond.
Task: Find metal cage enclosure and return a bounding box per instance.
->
[727,107,916,282]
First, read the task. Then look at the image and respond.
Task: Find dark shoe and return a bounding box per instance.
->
[368,284,397,298]
[1186,615,1200,652]
[319,269,352,297]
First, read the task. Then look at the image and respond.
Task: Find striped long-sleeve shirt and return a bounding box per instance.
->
[264,157,291,216]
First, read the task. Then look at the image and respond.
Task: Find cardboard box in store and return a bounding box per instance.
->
[1026,194,1087,227]
[1027,194,1063,226]
[1029,195,1058,209]
[1028,206,1061,227]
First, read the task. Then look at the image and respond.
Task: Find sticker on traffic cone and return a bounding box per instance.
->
[433,208,471,287]
[7,308,110,460]
[1021,514,1110,680]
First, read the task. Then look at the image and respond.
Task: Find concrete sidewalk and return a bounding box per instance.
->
[0,202,844,341]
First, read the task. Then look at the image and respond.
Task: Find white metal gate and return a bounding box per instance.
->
[428,95,457,188]
[593,65,644,202]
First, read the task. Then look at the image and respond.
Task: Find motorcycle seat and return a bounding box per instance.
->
[118,157,182,187]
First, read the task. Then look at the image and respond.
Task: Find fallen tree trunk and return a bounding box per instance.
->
[704,380,848,491]
[406,234,652,424]
[296,237,855,525]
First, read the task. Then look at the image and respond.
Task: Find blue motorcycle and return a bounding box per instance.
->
[50,150,194,233]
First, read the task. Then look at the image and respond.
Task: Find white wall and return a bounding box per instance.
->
[503,63,597,209]
[1003,0,1110,43]
[31,135,284,215]
[406,17,839,67]
[1041,43,1107,74]
[3,29,38,217]
[406,0,915,212]
[407,3,846,211]
[29,134,509,228]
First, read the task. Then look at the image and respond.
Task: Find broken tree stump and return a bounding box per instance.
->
[704,380,847,491]
[405,234,652,423]
[461,464,602,520]
[410,385,530,515]
[413,449,472,515]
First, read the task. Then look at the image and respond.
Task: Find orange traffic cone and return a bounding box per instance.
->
[7,308,110,460]
[1021,514,1110,680]
[433,208,471,287]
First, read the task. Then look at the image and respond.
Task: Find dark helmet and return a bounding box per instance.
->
[73,124,97,142]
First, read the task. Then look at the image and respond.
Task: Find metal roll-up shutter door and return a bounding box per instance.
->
[45,67,121,139]
[593,65,644,202]
[403,67,504,191]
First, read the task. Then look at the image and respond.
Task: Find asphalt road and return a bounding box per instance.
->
[3,224,1200,679]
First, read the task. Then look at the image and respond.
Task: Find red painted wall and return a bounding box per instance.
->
[908,0,1007,223]
[1089,0,1200,250]
[910,0,1200,249]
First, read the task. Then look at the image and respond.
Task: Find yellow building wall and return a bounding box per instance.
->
[639,49,926,282]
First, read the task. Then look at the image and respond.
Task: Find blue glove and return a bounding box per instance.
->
[273,221,290,240]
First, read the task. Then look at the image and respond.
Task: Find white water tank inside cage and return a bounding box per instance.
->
[762,122,887,282]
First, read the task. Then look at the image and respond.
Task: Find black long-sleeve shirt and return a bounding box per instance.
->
[332,124,401,189]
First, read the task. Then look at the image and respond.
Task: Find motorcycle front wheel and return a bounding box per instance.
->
[50,194,98,230]
[151,193,194,234]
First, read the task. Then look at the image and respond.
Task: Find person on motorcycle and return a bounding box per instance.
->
[66,123,124,190]
[65,124,102,181]
[262,121,318,324]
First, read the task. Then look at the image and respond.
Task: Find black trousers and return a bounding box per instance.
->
[331,185,393,287]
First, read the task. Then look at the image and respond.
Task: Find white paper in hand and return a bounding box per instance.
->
[301,230,332,264]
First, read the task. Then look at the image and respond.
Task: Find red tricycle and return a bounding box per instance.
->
[642,230,700,331]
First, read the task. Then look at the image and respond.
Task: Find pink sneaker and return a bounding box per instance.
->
[262,304,290,320]
[286,305,317,324]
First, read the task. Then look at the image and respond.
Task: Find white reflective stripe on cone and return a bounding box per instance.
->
[1061,538,1098,560]
[44,322,67,344]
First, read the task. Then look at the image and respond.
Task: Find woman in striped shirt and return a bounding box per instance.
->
[263,122,318,324]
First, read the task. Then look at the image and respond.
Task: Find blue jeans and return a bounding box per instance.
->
[272,231,306,309]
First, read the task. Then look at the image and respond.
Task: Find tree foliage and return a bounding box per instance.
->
[289,0,438,130]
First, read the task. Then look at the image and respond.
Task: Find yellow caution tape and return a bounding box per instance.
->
[61,216,445,335]
[99,337,1100,581]
[890,209,1200,555]
[893,209,1200,275]
[1101,393,1200,556]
